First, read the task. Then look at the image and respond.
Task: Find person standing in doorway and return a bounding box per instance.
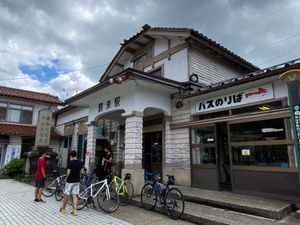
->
[95,145,105,179]
[101,146,113,179]
[60,150,84,216]
[34,151,47,203]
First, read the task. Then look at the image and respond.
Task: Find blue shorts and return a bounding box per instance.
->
[35,179,45,188]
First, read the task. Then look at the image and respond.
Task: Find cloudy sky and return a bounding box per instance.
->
[1,0,300,100]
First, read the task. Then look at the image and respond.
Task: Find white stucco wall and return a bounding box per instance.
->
[87,81,172,122]
[154,38,168,55]
[144,48,188,82]
[56,107,89,126]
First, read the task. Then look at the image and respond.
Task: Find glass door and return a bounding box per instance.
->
[216,122,231,191]
[143,131,162,176]
[191,125,219,190]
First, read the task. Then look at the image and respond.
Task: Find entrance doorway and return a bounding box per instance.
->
[143,131,162,176]
[95,139,108,179]
[216,122,231,190]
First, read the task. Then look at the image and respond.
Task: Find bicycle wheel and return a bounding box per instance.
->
[165,187,185,219]
[42,178,57,197]
[55,183,64,201]
[97,185,119,213]
[140,183,157,210]
[119,182,134,206]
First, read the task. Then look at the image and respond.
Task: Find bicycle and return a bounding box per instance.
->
[42,172,67,198]
[108,173,134,206]
[144,170,160,181]
[140,174,185,219]
[69,178,119,213]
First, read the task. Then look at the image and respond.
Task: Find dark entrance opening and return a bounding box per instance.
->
[143,131,162,177]
[217,122,231,191]
[95,139,108,179]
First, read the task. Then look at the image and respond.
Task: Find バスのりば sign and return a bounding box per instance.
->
[195,84,274,113]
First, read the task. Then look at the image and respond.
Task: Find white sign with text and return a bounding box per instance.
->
[4,144,21,166]
[195,84,274,113]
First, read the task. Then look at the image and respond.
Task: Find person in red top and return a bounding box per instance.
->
[34,151,47,202]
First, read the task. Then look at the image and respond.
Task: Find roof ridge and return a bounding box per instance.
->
[0,85,59,98]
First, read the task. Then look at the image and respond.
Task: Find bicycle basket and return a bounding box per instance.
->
[168,175,175,185]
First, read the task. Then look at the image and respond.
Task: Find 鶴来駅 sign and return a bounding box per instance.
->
[195,84,274,113]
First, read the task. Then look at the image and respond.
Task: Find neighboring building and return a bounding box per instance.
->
[60,24,300,201]
[0,86,63,169]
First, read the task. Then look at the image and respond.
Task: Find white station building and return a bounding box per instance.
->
[56,25,300,200]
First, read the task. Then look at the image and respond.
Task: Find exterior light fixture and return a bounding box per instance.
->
[176,100,183,109]
[190,74,199,83]
[258,106,270,111]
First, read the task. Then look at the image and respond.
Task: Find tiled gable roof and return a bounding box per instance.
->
[0,123,61,137]
[0,86,63,104]
[100,24,258,81]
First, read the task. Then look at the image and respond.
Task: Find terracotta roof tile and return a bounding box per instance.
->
[0,86,63,104]
[0,123,61,137]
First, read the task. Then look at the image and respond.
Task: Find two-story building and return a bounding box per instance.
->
[0,86,63,170]
[59,24,300,201]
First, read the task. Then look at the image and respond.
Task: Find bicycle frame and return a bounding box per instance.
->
[47,174,67,190]
[110,176,125,194]
[79,179,110,200]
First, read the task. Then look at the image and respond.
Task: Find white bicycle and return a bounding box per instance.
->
[68,178,119,213]
[42,174,67,197]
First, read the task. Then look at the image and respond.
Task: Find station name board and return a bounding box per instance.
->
[98,96,121,112]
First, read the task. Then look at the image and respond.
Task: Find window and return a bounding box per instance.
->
[149,68,162,77]
[191,126,216,165]
[231,101,283,115]
[192,146,216,164]
[230,118,286,142]
[64,136,72,149]
[232,145,289,167]
[7,104,33,124]
[193,110,229,121]
[0,103,7,121]
[230,118,294,168]
[134,45,153,68]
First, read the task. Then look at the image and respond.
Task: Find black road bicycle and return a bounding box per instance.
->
[140,174,185,219]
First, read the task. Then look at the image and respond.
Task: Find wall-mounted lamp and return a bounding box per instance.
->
[176,100,183,109]
[109,75,128,85]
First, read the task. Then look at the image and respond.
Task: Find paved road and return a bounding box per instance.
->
[0,179,130,225]
[0,179,194,225]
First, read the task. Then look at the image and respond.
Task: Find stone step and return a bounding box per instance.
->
[176,186,294,220]
[130,197,278,225]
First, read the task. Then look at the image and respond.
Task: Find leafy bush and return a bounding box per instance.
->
[3,158,25,177]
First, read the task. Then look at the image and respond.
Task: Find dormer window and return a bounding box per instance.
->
[134,45,153,69]
[149,66,163,77]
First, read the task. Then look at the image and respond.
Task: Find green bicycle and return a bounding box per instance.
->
[109,173,134,206]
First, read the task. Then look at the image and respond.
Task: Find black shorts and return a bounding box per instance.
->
[35,179,45,188]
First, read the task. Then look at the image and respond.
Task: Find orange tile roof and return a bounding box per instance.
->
[0,86,63,104]
[0,123,61,137]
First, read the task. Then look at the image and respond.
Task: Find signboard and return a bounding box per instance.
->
[196,84,274,113]
[35,109,52,147]
[288,80,300,182]
[4,144,21,166]
[242,149,251,156]
[98,96,121,113]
